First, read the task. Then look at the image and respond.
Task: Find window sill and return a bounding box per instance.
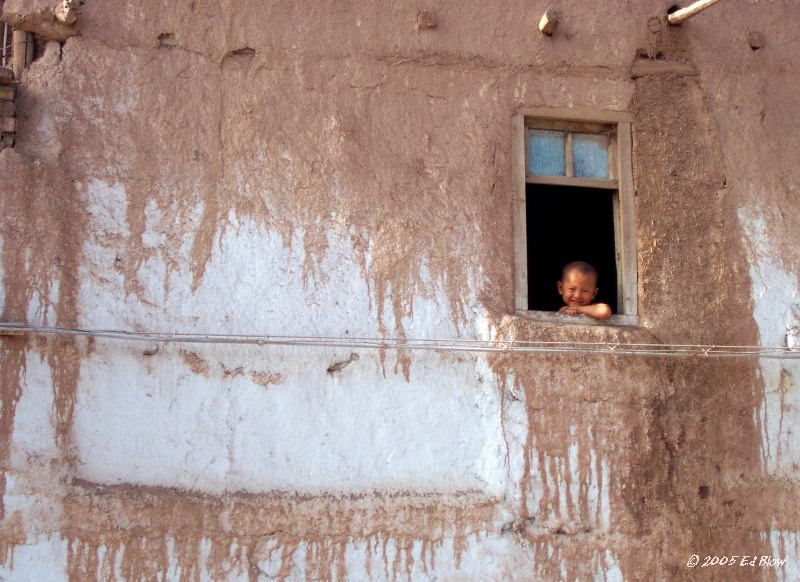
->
[514,310,639,327]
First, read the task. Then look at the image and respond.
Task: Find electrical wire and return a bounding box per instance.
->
[1,322,799,360]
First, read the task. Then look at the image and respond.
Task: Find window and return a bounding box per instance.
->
[512,108,637,324]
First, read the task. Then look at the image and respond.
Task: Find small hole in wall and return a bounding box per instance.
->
[747,32,765,51]
[636,47,665,60]
[698,485,711,499]
[223,47,256,68]
[229,47,255,57]
[158,33,178,48]
[666,5,680,15]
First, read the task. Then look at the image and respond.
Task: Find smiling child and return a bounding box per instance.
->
[557,261,612,320]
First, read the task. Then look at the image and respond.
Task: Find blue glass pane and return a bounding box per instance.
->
[573,133,609,179]
[529,129,565,176]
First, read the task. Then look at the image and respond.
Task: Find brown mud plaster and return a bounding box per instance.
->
[0,151,86,514]
[63,485,498,581]
[493,350,664,511]
[0,338,27,521]
[45,39,506,380]
[250,370,282,387]
[178,351,281,386]
[628,24,768,578]
[48,336,82,449]
[165,53,506,348]
[776,367,793,457]
[488,281,764,579]
[180,350,212,376]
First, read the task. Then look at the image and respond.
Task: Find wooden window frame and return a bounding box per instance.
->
[1,24,12,69]
[512,107,638,326]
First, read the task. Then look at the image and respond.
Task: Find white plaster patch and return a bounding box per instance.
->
[73,347,232,492]
[3,349,67,538]
[768,528,800,581]
[80,201,489,342]
[738,208,800,476]
[593,549,624,582]
[135,253,168,308]
[74,212,503,494]
[73,343,502,494]
[495,367,529,519]
[473,358,513,495]
[228,349,500,493]
[0,534,67,581]
[78,180,132,329]
[11,349,59,461]
[84,179,131,239]
[141,198,167,248]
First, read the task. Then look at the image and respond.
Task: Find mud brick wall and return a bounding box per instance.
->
[0,1,799,580]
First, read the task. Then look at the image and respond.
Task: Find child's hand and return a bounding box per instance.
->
[559,303,612,320]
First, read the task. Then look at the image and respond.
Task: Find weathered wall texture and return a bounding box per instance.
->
[0,1,799,580]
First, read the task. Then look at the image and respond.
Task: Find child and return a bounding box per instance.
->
[557,261,612,320]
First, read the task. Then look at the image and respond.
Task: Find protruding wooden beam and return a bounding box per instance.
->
[538,8,562,36]
[416,10,438,30]
[2,2,80,42]
[668,0,725,25]
[55,0,79,25]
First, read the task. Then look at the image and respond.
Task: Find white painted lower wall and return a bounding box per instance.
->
[739,207,800,478]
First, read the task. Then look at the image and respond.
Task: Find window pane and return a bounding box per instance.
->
[529,129,566,176]
[573,133,609,179]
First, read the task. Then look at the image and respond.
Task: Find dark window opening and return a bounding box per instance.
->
[526,183,618,313]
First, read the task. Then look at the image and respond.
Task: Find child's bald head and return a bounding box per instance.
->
[561,261,598,286]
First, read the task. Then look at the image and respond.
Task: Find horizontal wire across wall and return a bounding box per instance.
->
[1,322,799,360]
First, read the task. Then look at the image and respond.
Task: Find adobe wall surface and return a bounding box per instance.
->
[0,1,798,580]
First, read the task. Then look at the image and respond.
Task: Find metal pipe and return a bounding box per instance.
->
[668,0,725,25]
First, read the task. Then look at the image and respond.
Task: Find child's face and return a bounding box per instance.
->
[557,269,599,308]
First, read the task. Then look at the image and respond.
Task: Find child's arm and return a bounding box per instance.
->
[558,303,612,320]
